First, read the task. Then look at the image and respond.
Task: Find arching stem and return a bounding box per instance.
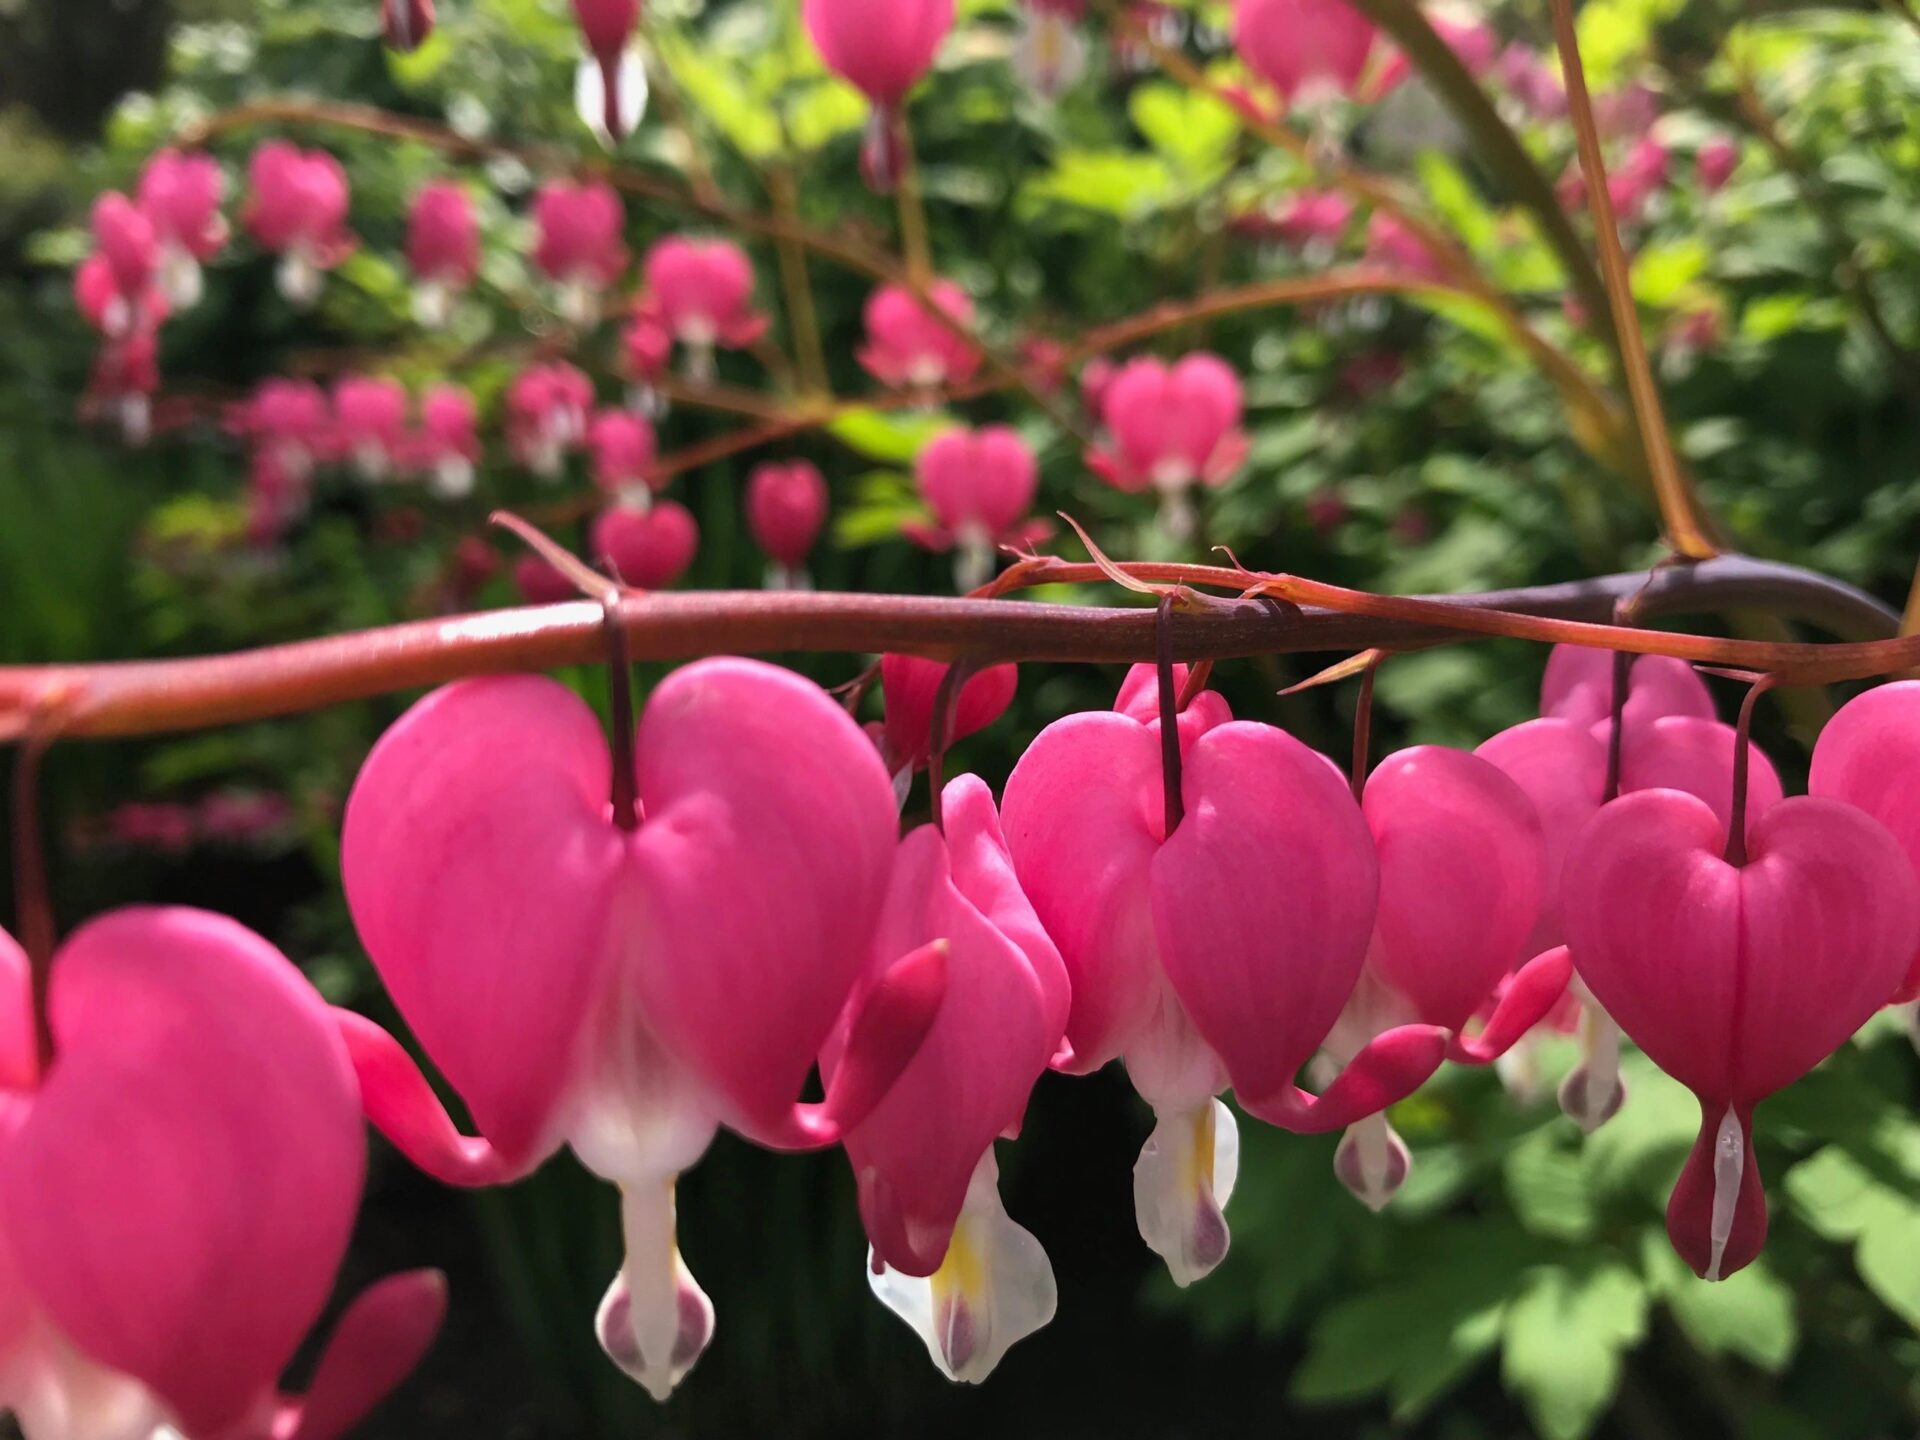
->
[12,733,58,1068]
[1156,595,1185,836]
[1350,653,1382,802]
[1603,648,1632,804]
[1723,677,1775,866]
[605,595,640,832]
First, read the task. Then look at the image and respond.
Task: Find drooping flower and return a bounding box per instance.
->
[85,194,161,340]
[405,181,480,328]
[1809,681,1920,1004]
[906,426,1051,592]
[532,180,628,328]
[135,150,227,310]
[1362,212,1446,282]
[1002,666,1447,1286]
[1561,792,1919,1279]
[381,0,435,50]
[333,376,411,483]
[746,460,829,588]
[587,408,660,511]
[571,0,648,146]
[803,0,953,190]
[338,661,943,1400]
[229,377,333,481]
[592,500,698,588]
[1697,136,1738,194]
[1496,43,1565,120]
[1086,354,1248,540]
[641,237,768,379]
[1234,0,1379,109]
[412,383,483,500]
[1539,644,1716,732]
[0,910,444,1439]
[1323,747,1564,1210]
[858,281,982,392]
[622,308,674,414]
[1012,0,1089,99]
[506,363,594,480]
[1270,188,1355,253]
[840,774,1069,1381]
[244,142,356,308]
[878,655,1019,797]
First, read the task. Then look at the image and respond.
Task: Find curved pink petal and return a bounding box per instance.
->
[0,908,363,1436]
[1619,715,1783,839]
[1363,746,1546,1032]
[0,928,35,1093]
[281,1270,447,1440]
[1540,645,1714,731]
[628,659,899,1143]
[1152,720,1380,1106]
[343,676,624,1170]
[880,655,1018,773]
[1448,945,1573,1064]
[1241,1023,1448,1133]
[804,0,954,103]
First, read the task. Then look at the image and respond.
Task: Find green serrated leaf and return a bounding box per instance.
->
[826,408,955,464]
[1501,1261,1648,1440]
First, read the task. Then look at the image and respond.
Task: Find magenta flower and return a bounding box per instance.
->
[381,0,435,50]
[571,0,646,145]
[1324,747,1565,1209]
[641,237,768,379]
[1362,211,1446,281]
[244,142,356,308]
[405,181,479,328]
[1370,15,1497,96]
[879,656,1018,794]
[1272,188,1355,252]
[1086,354,1248,539]
[333,375,411,483]
[1002,667,1446,1284]
[339,661,940,1398]
[840,775,1069,1381]
[513,554,581,605]
[410,383,482,499]
[85,194,160,340]
[592,500,698,588]
[532,180,628,327]
[230,377,333,481]
[1540,644,1717,732]
[906,425,1050,592]
[1563,789,1918,1279]
[135,149,227,310]
[1234,0,1379,108]
[622,307,674,398]
[804,0,953,187]
[746,460,829,587]
[506,363,594,480]
[0,910,443,1438]
[858,281,982,392]
[587,408,660,508]
[1810,681,1920,1003]
[1697,136,1738,193]
[1496,43,1565,119]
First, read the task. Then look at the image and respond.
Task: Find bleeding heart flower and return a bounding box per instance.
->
[837,774,1069,1381]
[84,195,161,341]
[804,0,953,188]
[1810,681,1920,1002]
[1324,747,1564,1210]
[593,500,698,588]
[1271,189,1355,253]
[0,911,443,1439]
[333,376,410,483]
[409,383,482,500]
[857,281,982,392]
[244,142,356,308]
[340,661,942,1399]
[1086,354,1247,540]
[1541,645,1716,732]
[405,181,479,328]
[571,0,648,146]
[746,460,829,588]
[588,408,660,508]
[1562,793,1919,1278]
[1362,212,1446,281]
[1234,0,1379,108]
[1697,136,1738,193]
[513,554,581,605]
[622,308,675,413]
[229,378,333,481]
[1497,43,1565,119]
[135,149,226,311]
[878,655,1018,797]
[532,180,628,328]
[1002,666,1446,1285]
[506,363,594,480]
[381,0,435,50]
[642,237,768,379]
[905,426,1050,592]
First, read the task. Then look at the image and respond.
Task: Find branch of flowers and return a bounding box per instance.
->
[1343,0,1623,368]
[1106,11,1633,468]
[0,556,1895,743]
[1546,0,1720,560]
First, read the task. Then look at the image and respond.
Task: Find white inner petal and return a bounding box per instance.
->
[1133,1098,1237,1287]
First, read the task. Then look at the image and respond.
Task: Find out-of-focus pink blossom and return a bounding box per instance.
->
[1273,189,1355,251]
[571,0,645,145]
[513,554,581,605]
[244,142,356,307]
[592,500,699,588]
[1086,353,1248,538]
[506,363,594,480]
[1305,489,1350,535]
[1370,14,1497,96]
[804,0,952,106]
[1363,211,1446,281]
[1338,350,1406,399]
[382,0,436,50]
[1234,0,1379,108]
[334,376,411,482]
[410,384,483,499]
[641,237,768,377]
[746,460,829,586]
[106,802,197,854]
[86,194,161,339]
[906,426,1051,591]
[857,281,982,391]
[230,378,333,480]
[80,329,162,446]
[1594,83,1659,139]
[136,149,227,309]
[1079,357,1117,418]
[587,408,659,507]
[1496,44,1564,119]
[1697,136,1738,193]
[405,181,480,327]
[532,180,628,327]
[1018,336,1070,395]
[246,450,313,546]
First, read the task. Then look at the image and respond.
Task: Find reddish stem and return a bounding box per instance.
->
[926,659,975,835]
[1602,648,1631,804]
[603,596,640,832]
[1724,678,1775,866]
[1350,655,1382,803]
[1156,595,1185,836]
[12,736,57,1068]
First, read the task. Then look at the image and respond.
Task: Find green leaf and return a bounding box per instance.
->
[1127,83,1239,179]
[1501,1261,1648,1440]
[1504,1130,1599,1242]
[826,408,955,464]
[831,469,921,547]
[1640,1230,1797,1371]
[1018,149,1178,220]
[1785,1143,1920,1330]
[1632,239,1710,309]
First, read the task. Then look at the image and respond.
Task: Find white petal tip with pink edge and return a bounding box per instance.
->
[1133,1098,1240,1288]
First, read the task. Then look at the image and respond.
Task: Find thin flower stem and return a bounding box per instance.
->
[1350,654,1382,802]
[0,558,1898,743]
[12,731,58,1069]
[604,595,641,832]
[768,167,831,395]
[1724,677,1776,866]
[1156,595,1185,836]
[894,126,936,287]
[927,659,976,834]
[1546,0,1718,559]
[1602,648,1631,803]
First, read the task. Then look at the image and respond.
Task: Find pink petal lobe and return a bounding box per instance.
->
[1242,1023,1448,1133]
[344,676,625,1170]
[1667,1103,1767,1281]
[1541,644,1715,730]
[281,1270,447,1440]
[1449,946,1574,1064]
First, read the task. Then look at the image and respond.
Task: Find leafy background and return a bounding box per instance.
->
[2,0,1919,1435]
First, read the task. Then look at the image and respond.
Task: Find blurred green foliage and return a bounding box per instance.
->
[3,0,1920,1435]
